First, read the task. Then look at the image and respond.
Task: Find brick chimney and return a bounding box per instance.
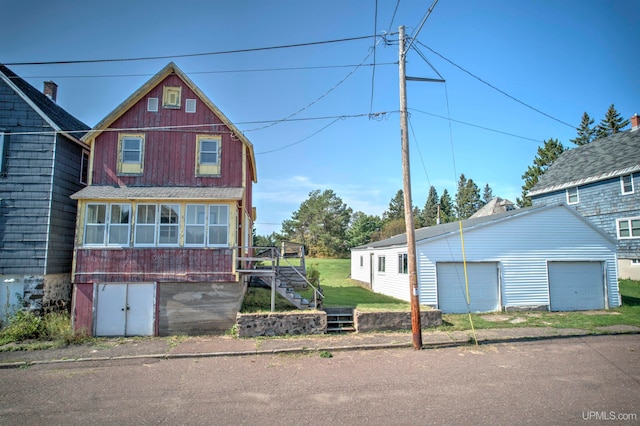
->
[631,113,640,131]
[43,81,58,102]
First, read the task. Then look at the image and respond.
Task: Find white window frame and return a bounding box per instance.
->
[378,256,386,272]
[147,97,159,112]
[84,203,107,246]
[185,98,196,113]
[84,203,131,246]
[158,204,180,246]
[621,174,634,195]
[134,204,157,246]
[566,187,579,204]
[208,205,229,247]
[80,149,90,184]
[617,217,640,239]
[185,204,206,246]
[398,253,408,274]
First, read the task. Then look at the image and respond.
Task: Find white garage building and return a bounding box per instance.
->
[351,203,620,313]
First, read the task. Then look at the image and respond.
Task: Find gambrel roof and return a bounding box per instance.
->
[81,62,257,183]
[352,203,615,250]
[528,129,640,196]
[0,64,90,144]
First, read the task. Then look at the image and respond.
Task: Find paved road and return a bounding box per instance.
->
[1,334,638,425]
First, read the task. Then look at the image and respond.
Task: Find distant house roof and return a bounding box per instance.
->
[352,203,614,250]
[470,197,515,218]
[70,186,244,200]
[81,62,257,183]
[528,129,640,196]
[0,64,90,143]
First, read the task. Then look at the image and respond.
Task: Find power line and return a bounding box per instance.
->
[13,62,397,80]
[256,117,344,155]
[406,0,440,53]
[386,0,401,35]
[415,41,577,130]
[369,0,379,116]
[4,35,378,66]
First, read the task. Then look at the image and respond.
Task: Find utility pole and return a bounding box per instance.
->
[398,25,422,350]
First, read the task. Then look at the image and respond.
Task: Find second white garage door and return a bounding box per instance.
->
[437,262,500,313]
[548,262,605,311]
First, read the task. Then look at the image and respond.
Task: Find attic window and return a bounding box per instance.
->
[147,97,158,112]
[162,86,181,109]
[621,174,634,195]
[566,187,579,204]
[185,99,196,113]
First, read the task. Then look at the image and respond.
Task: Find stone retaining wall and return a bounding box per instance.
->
[354,309,442,332]
[237,311,327,337]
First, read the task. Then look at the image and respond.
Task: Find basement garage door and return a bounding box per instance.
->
[94,283,156,336]
[548,262,605,311]
[437,262,500,313]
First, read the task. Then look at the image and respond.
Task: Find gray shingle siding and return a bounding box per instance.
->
[0,66,88,275]
[532,174,640,259]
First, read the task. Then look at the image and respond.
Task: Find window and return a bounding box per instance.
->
[162,86,181,108]
[84,204,106,245]
[196,135,221,176]
[208,205,229,246]
[185,98,196,113]
[135,204,157,246]
[378,256,386,272]
[147,97,158,112]
[617,218,640,239]
[117,134,144,175]
[621,174,634,195]
[398,253,408,274]
[359,256,363,267]
[566,187,579,204]
[80,150,89,184]
[159,204,180,245]
[84,203,131,246]
[108,204,131,245]
[0,130,9,175]
[185,204,206,246]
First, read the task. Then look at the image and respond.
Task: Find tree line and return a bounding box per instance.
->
[255,104,631,258]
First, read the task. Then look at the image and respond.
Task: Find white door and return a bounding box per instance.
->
[437,263,500,313]
[94,283,155,336]
[548,262,605,311]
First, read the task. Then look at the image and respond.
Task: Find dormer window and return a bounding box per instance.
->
[162,86,181,109]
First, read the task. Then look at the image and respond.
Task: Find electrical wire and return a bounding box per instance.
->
[4,35,379,66]
[406,0,440,53]
[386,0,401,35]
[369,0,379,116]
[415,40,577,129]
[255,117,344,155]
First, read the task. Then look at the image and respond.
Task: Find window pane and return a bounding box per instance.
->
[186,205,205,224]
[111,204,130,224]
[186,226,205,244]
[85,224,105,244]
[123,138,141,163]
[632,219,640,237]
[109,225,129,245]
[200,140,218,164]
[209,205,228,225]
[209,225,227,245]
[137,204,156,224]
[86,204,106,224]
[159,226,178,244]
[135,225,156,245]
[186,205,205,245]
[619,221,630,237]
[160,205,179,224]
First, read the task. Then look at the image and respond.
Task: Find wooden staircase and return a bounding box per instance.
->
[236,244,323,311]
[324,307,355,333]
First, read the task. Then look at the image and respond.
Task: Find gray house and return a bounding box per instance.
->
[351,203,619,313]
[529,116,640,280]
[0,65,90,320]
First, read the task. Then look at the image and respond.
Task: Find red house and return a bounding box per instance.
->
[70,62,257,336]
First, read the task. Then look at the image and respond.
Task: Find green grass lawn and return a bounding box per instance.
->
[241,258,640,331]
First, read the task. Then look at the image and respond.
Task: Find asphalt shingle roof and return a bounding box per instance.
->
[71,186,244,200]
[0,64,90,138]
[529,129,640,196]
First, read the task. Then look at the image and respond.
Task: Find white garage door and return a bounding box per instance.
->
[437,263,500,313]
[95,283,156,336]
[548,262,604,311]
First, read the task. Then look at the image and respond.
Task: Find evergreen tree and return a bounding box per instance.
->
[383,189,405,221]
[346,212,382,248]
[439,189,455,223]
[421,186,439,226]
[595,104,630,139]
[517,138,565,207]
[455,174,482,220]
[482,183,493,204]
[570,112,596,146]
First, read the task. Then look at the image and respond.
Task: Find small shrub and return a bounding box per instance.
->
[307,263,321,287]
[0,310,43,342]
[319,350,333,358]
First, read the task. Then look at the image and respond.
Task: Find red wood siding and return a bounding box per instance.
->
[91,74,244,187]
[72,284,94,333]
[74,248,236,284]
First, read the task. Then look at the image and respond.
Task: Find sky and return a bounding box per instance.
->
[4,0,639,235]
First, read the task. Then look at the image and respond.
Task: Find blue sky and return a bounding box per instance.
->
[4,0,639,235]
